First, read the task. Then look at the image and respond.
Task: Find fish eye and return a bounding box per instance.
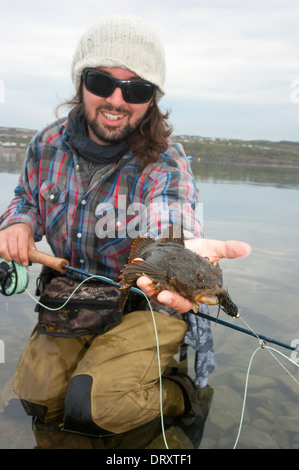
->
[196,272,204,281]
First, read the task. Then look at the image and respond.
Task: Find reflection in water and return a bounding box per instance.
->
[0,155,299,449]
[192,162,299,189]
[31,384,214,449]
[0,148,26,174]
[1,361,214,449]
[2,147,299,188]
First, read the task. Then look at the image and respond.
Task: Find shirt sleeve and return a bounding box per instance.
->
[137,143,203,239]
[0,138,44,241]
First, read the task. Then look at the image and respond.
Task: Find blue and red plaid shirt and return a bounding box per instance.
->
[0,118,215,385]
[0,118,202,281]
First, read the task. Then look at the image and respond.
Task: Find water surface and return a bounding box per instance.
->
[0,158,298,449]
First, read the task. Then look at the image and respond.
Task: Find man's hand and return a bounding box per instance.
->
[136,238,251,313]
[184,238,251,264]
[0,223,36,266]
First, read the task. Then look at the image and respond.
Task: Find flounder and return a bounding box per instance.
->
[119,225,239,317]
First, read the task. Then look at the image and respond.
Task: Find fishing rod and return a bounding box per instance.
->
[0,249,297,353]
[193,311,298,353]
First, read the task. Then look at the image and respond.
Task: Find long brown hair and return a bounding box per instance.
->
[56,83,173,165]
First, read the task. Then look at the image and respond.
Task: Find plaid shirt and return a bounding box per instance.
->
[0,118,202,281]
[0,118,215,385]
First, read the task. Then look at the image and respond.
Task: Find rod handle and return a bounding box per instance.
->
[28,249,69,274]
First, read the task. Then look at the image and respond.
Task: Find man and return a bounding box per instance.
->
[0,15,250,440]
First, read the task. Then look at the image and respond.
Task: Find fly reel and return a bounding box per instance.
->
[0,258,29,296]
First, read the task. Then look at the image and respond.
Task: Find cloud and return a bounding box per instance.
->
[1,0,299,140]
[163,4,299,105]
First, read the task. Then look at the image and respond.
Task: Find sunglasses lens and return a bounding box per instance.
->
[83,69,156,104]
[123,82,156,104]
[83,69,113,98]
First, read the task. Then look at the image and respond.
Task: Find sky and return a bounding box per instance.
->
[1,0,299,141]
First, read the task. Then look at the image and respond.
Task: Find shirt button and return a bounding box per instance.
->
[77,233,82,238]
[81,199,86,205]
[76,164,80,170]
[79,259,84,264]
[50,194,55,200]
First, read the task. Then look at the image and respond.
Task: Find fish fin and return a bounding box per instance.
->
[140,263,168,286]
[118,259,169,311]
[127,237,155,263]
[121,260,167,284]
[119,260,169,294]
[119,287,130,312]
[160,224,185,246]
[118,260,147,311]
[119,260,146,286]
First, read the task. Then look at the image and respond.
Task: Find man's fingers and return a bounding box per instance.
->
[17,235,30,266]
[137,277,193,314]
[185,238,251,262]
[221,240,252,259]
[136,276,162,306]
[0,224,35,266]
[157,291,192,314]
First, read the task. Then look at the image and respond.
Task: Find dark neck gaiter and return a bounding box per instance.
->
[65,109,127,164]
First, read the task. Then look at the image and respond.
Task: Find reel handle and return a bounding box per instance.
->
[28,249,69,274]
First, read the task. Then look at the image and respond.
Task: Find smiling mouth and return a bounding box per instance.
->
[102,112,127,122]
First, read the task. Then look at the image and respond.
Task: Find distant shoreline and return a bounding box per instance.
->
[191,160,299,169]
[176,136,299,167]
[1,126,299,167]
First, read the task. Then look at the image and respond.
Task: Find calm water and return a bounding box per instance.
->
[0,157,299,449]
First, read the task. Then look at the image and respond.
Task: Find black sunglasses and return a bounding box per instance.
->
[82,68,157,104]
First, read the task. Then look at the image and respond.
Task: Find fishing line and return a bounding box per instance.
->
[25,273,299,450]
[240,315,299,386]
[233,345,260,449]
[5,260,299,449]
[233,343,299,449]
[0,260,169,447]
[26,274,101,310]
[24,275,169,450]
[232,315,299,449]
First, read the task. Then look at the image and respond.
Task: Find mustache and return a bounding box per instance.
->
[95,103,132,117]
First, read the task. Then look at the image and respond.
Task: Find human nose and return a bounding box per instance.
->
[105,86,126,108]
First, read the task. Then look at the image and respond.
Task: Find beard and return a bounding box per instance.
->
[83,103,143,145]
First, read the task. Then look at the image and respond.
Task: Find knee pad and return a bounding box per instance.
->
[20,399,48,420]
[63,374,115,438]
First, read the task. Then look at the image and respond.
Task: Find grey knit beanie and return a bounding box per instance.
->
[71,14,166,102]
